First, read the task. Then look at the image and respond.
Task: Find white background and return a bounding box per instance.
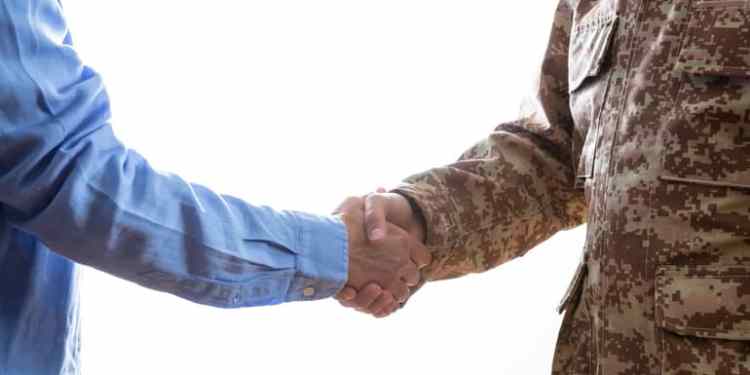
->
[63,1,586,374]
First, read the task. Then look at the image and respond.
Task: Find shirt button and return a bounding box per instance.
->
[303,287,315,297]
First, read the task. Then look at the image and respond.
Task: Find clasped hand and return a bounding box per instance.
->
[334,190,428,318]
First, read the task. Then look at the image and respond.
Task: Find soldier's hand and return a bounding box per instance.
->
[364,188,427,246]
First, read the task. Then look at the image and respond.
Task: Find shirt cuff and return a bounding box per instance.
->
[391,182,460,251]
[285,212,349,302]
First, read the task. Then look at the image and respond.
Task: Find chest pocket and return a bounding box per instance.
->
[568,5,618,187]
[661,1,750,189]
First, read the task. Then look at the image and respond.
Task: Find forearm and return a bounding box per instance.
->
[395,126,585,281]
[394,0,585,282]
[16,150,349,306]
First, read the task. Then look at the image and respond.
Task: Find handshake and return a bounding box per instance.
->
[333,189,430,318]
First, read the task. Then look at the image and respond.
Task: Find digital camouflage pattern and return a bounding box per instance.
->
[394,0,750,373]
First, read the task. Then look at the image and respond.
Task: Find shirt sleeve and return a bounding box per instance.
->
[0,0,348,308]
[393,0,586,282]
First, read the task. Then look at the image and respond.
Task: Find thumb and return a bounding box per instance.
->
[364,193,388,242]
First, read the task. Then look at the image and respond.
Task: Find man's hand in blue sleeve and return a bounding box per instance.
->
[0,0,430,310]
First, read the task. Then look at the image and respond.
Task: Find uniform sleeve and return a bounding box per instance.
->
[394,0,586,282]
[0,0,348,307]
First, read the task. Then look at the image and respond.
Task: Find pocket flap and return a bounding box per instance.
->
[656,266,750,340]
[675,3,750,77]
[568,11,618,92]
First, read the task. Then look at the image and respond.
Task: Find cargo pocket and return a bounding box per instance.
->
[568,5,618,188]
[656,266,750,375]
[661,1,750,188]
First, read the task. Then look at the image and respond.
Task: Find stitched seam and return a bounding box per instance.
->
[660,325,750,334]
[678,64,750,75]
[694,0,748,8]
[599,1,648,373]
[575,15,617,33]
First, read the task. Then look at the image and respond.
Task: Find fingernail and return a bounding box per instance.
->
[370,228,385,240]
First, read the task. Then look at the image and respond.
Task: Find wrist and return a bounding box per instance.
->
[336,211,359,284]
[392,192,427,243]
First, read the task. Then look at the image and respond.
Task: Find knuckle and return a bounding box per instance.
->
[368,283,383,293]
[366,193,385,208]
[382,293,394,304]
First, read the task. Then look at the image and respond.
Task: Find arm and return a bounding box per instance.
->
[0,0,348,307]
[335,0,584,317]
[395,0,584,282]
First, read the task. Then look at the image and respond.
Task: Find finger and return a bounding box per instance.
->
[409,240,432,269]
[388,281,410,303]
[375,300,400,318]
[364,194,388,242]
[335,286,357,302]
[338,294,358,308]
[367,292,395,315]
[399,264,420,287]
[352,283,383,310]
[339,300,357,308]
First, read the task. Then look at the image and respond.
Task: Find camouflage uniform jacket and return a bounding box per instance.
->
[395,0,750,373]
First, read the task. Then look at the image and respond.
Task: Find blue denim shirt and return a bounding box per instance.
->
[0,1,349,373]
